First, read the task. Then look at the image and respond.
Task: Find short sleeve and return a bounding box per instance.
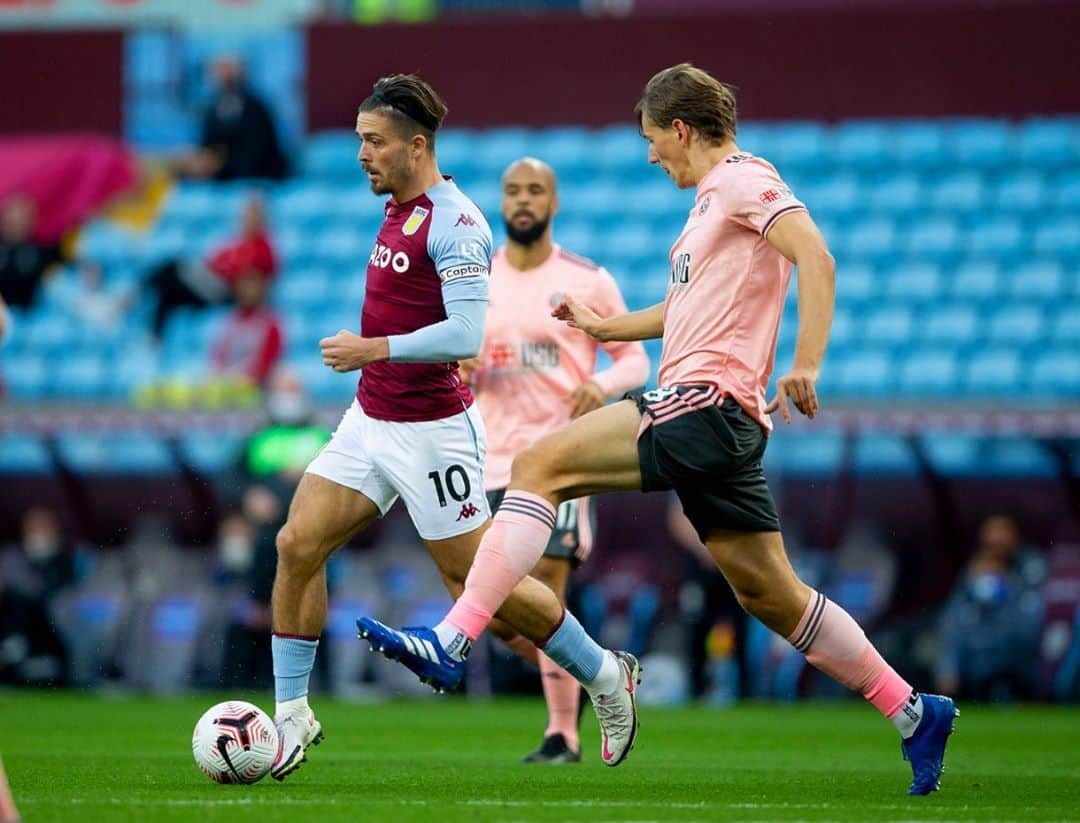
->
[427,207,493,284]
[726,161,807,238]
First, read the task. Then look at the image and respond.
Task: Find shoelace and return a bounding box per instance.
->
[591,689,631,738]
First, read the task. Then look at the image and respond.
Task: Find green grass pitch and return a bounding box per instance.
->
[3,690,1078,822]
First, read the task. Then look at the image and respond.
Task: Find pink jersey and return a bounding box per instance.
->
[474,245,650,489]
[659,152,806,432]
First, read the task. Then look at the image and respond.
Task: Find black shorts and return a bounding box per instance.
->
[486,489,595,566]
[631,387,781,541]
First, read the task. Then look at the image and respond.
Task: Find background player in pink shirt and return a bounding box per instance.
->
[374,64,958,790]
[464,157,649,763]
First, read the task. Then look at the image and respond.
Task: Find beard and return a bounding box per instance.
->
[366,151,411,196]
[504,213,550,246]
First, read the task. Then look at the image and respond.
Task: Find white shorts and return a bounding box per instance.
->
[306,400,490,541]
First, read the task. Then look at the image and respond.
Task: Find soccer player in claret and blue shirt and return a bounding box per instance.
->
[269,74,638,780]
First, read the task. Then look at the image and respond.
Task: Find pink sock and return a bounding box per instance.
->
[538,652,581,752]
[789,591,914,719]
[445,491,555,640]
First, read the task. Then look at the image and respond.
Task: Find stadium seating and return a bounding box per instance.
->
[3,117,1078,476]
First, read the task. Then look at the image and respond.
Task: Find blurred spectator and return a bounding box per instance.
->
[669,496,748,701]
[146,196,276,340]
[0,195,66,309]
[48,263,134,332]
[0,508,80,602]
[0,574,68,686]
[177,56,288,182]
[0,507,78,686]
[242,368,331,491]
[210,266,283,388]
[935,514,1045,701]
[210,511,275,688]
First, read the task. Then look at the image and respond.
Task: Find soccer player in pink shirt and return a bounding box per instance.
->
[468,157,649,762]
[364,64,957,793]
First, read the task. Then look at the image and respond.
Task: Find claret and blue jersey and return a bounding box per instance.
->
[357,177,493,422]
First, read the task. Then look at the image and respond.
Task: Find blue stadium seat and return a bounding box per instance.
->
[1053,306,1080,344]
[57,433,175,474]
[1030,348,1080,397]
[854,434,919,475]
[835,350,893,396]
[0,433,52,474]
[111,351,160,400]
[77,222,142,270]
[922,434,982,476]
[554,220,600,259]
[883,262,942,303]
[434,129,477,176]
[767,430,846,475]
[839,217,894,260]
[53,354,110,400]
[1016,119,1077,168]
[276,266,335,309]
[471,128,535,176]
[926,173,983,213]
[1032,217,1080,256]
[862,306,913,345]
[1007,260,1066,302]
[982,438,1057,477]
[964,349,1022,394]
[313,226,368,267]
[866,172,923,217]
[272,183,336,227]
[180,433,245,473]
[592,127,647,173]
[835,262,878,304]
[2,353,49,400]
[921,305,978,347]
[986,304,1045,346]
[803,174,859,218]
[1059,171,1080,211]
[300,133,358,179]
[901,216,959,259]
[946,119,1013,168]
[532,127,592,177]
[899,350,958,396]
[992,171,1045,215]
[950,259,1002,303]
[891,121,947,168]
[768,123,828,170]
[830,121,891,170]
[966,215,1026,259]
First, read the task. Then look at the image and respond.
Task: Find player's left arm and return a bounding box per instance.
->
[764,210,836,422]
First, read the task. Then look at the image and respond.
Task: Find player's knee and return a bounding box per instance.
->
[275,522,318,576]
[509,440,561,495]
[732,585,788,634]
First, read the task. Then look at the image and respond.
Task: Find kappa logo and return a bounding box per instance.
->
[454,213,478,227]
[456,502,480,521]
[402,206,430,236]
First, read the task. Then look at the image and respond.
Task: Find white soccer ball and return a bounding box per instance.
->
[192,700,280,784]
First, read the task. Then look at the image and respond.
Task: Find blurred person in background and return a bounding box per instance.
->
[668,496,749,701]
[48,263,135,332]
[145,196,276,341]
[935,514,1044,701]
[461,157,649,763]
[177,56,289,182]
[0,508,81,604]
[0,510,74,687]
[0,195,67,310]
[209,265,283,389]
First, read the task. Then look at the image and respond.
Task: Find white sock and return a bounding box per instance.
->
[433,621,472,662]
[584,650,622,697]
[892,692,924,739]
[275,694,309,721]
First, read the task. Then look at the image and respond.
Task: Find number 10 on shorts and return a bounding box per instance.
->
[428,464,472,508]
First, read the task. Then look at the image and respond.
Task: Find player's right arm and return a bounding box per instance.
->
[552,297,664,342]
